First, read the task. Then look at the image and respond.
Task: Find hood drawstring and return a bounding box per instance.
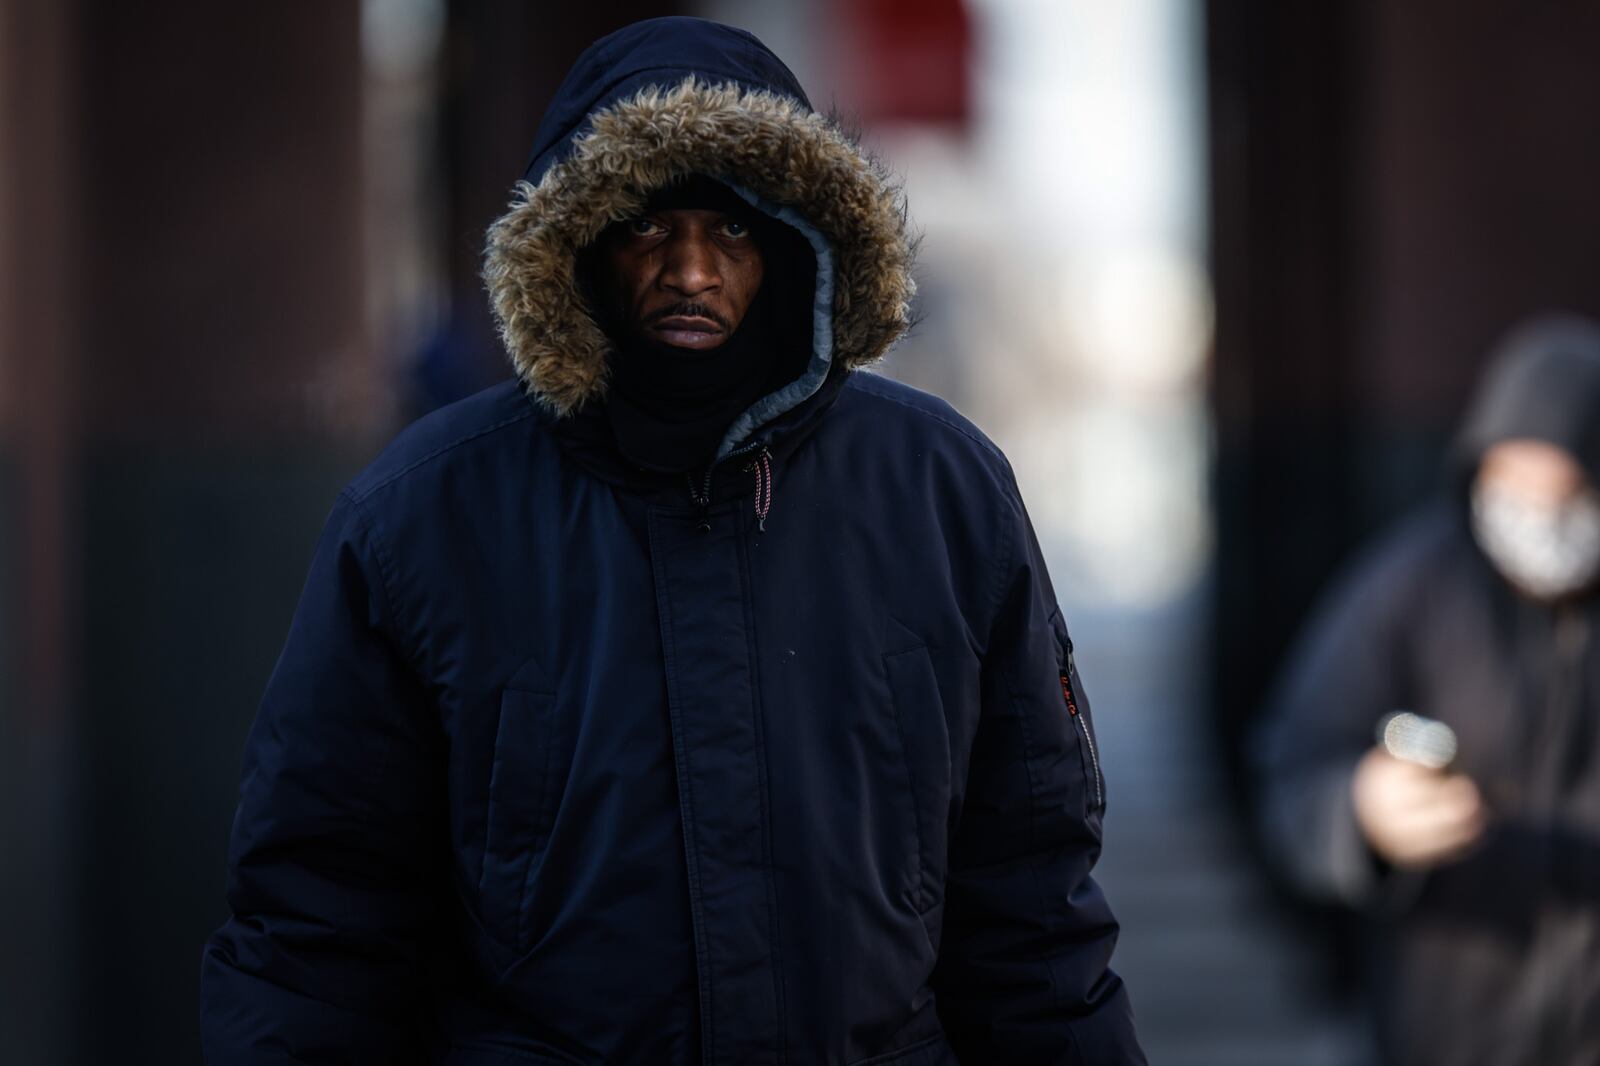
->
[689,444,775,533]
[750,448,773,531]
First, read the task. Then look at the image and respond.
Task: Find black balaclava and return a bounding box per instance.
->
[585,175,814,475]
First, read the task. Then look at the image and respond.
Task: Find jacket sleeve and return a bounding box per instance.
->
[201,491,445,1064]
[1248,525,1423,911]
[932,464,1144,1065]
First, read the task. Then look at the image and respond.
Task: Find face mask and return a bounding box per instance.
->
[1471,480,1600,600]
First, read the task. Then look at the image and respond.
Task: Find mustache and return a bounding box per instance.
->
[643,302,733,332]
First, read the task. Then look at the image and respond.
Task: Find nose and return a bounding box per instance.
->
[658,231,721,298]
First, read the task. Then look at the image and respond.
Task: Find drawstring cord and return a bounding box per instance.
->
[689,444,775,533]
[749,448,772,531]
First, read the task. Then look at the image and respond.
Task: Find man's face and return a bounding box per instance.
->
[594,208,765,351]
[1476,439,1589,506]
[1471,438,1600,600]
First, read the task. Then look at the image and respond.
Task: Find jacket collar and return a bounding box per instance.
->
[531,356,855,510]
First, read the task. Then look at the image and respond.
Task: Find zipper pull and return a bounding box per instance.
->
[686,471,712,533]
[1060,644,1083,716]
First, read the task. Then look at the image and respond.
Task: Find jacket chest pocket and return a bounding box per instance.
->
[882,642,953,922]
[477,667,564,954]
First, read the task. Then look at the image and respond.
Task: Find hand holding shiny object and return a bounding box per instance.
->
[1352,713,1484,870]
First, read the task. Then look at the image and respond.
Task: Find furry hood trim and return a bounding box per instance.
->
[482,76,917,417]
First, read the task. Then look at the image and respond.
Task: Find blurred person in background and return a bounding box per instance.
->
[200,16,1142,1065]
[1252,313,1600,1065]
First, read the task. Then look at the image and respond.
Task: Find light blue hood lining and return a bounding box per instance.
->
[711,181,837,461]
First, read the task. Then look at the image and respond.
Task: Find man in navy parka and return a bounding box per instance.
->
[201,17,1143,1065]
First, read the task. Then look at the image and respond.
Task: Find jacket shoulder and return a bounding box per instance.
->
[1338,497,1472,607]
[837,371,1012,481]
[343,380,536,505]
[1271,497,1474,695]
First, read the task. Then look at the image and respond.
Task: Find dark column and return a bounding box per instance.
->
[0,2,85,1060]
[81,6,374,1061]
[1,4,374,1063]
[1207,1,1368,806]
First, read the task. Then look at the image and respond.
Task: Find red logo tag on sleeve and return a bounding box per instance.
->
[1060,674,1079,716]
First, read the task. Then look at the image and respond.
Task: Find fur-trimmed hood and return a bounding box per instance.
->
[482,17,916,422]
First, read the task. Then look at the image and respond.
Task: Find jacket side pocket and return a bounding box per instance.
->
[883,643,953,923]
[478,685,558,953]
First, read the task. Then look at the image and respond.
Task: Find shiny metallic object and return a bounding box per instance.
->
[1378,711,1459,770]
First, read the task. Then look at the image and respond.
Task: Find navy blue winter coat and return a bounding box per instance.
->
[202,18,1142,1065]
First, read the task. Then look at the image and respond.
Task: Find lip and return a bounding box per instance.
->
[648,316,727,349]
[651,315,724,333]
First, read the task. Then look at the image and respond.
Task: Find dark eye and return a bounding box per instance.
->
[627,218,662,237]
[719,219,750,239]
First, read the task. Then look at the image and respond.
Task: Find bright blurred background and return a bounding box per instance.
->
[2,2,1597,1063]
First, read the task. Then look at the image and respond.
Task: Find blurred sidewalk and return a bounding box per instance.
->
[1076,592,1372,1066]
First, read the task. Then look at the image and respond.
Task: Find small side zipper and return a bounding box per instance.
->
[1059,648,1104,809]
